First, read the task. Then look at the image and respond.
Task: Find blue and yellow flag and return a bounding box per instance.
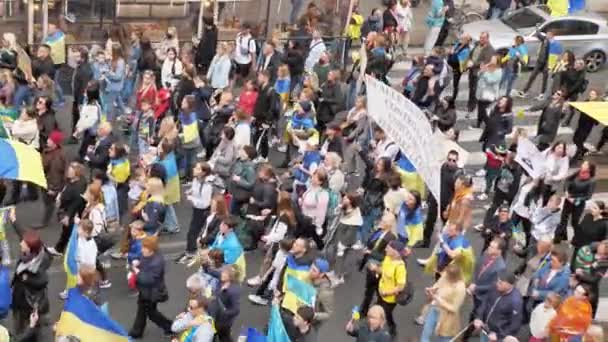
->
[267,304,291,342]
[156,152,180,205]
[211,231,246,282]
[281,273,316,315]
[109,158,131,184]
[547,40,563,71]
[64,224,79,290]
[179,112,199,145]
[502,44,529,66]
[0,138,47,189]
[424,234,476,283]
[56,288,129,342]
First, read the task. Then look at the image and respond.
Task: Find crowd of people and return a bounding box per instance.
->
[0,0,606,341]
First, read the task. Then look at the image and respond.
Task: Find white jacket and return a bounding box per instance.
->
[161,58,183,90]
[305,39,327,72]
[10,119,39,149]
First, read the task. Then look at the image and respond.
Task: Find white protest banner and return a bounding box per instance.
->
[432,130,469,168]
[365,75,441,203]
[515,137,546,179]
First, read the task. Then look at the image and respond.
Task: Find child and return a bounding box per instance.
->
[275,64,291,109]
[60,219,98,299]
[141,177,167,235]
[231,109,252,151]
[237,79,258,117]
[477,145,507,201]
[136,99,155,155]
[107,143,131,220]
[128,167,147,210]
[529,292,561,342]
[248,238,294,306]
[286,101,317,154]
[92,172,119,232]
[126,220,147,295]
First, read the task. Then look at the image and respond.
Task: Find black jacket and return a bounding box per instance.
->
[559,67,586,100]
[214,283,241,327]
[475,288,523,339]
[259,52,283,83]
[32,56,55,79]
[195,25,218,69]
[283,48,305,79]
[12,251,52,315]
[0,49,17,70]
[531,99,564,145]
[59,177,87,220]
[440,163,463,209]
[250,180,278,214]
[87,134,117,172]
[37,110,58,150]
[253,83,275,124]
[572,215,608,248]
[479,110,513,148]
[72,62,93,103]
[317,81,345,124]
[136,252,169,303]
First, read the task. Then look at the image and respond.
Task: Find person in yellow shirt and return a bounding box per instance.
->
[547,0,568,17]
[368,240,408,338]
[346,6,364,51]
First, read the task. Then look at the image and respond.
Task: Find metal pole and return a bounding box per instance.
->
[264,0,271,38]
[197,0,204,39]
[27,0,34,45]
[42,0,49,40]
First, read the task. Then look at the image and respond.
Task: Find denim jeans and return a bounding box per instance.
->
[500,68,517,96]
[289,0,304,24]
[163,204,180,232]
[138,137,150,156]
[103,90,125,121]
[53,65,65,104]
[360,207,382,243]
[421,305,453,342]
[179,148,198,181]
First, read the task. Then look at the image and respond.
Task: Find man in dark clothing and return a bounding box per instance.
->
[472,271,523,341]
[317,70,346,132]
[253,70,277,159]
[70,49,93,138]
[434,0,455,47]
[466,32,495,115]
[422,150,463,247]
[258,41,282,83]
[85,122,116,174]
[35,96,58,151]
[282,306,318,342]
[31,45,55,80]
[482,152,522,226]
[519,31,555,98]
[195,16,218,74]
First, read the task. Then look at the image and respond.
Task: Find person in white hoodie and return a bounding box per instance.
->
[529,292,561,341]
[10,107,39,149]
[305,30,327,73]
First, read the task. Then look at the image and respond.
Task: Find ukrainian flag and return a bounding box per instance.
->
[210,231,247,282]
[157,152,180,205]
[547,40,563,71]
[452,43,471,73]
[0,138,47,189]
[501,44,529,66]
[424,234,476,283]
[267,304,291,342]
[396,204,423,246]
[281,264,316,314]
[64,224,79,290]
[109,158,130,184]
[396,155,425,198]
[179,315,215,342]
[180,112,199,145]
[56,288,129,342]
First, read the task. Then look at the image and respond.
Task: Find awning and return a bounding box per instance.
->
[569,102,608,125]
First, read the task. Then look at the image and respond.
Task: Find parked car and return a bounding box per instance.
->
[461,6,608,72]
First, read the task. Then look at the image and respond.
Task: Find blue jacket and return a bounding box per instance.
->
[13,84,32,112]
[127,236,144,265]
[294,151,321,184]
[101,183,119,223]
[472,255,506,299]
[426,0,445,28]
[105,59,126,92]
[136,252,168,302]
[475,287,523,339]
[532,266,570,300]
[142,199,166,234]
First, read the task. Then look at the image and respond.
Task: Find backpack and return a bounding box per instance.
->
[268,87,282,121]
[314,188,340,222]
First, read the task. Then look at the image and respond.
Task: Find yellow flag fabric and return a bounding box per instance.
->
[569,102,608,125]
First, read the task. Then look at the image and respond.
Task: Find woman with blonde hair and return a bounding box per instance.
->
[420,263,467,342]
[0,32,18,71]
[104,43,126,121]
[346,304,391,341]
[34,74,55,100]
[155,115,179,147]
[81,183,113,289]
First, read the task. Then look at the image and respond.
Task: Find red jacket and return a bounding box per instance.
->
[238,90,259,116]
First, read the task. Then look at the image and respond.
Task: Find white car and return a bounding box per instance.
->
[461,6,608,72]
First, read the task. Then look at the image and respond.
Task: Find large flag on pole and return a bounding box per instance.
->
[56,288,129,341]
[64,224,79,290]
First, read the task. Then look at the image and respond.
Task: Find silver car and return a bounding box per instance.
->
[461,6,608,72]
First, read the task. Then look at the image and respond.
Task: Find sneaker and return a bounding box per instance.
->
[414,315,425,326]
[128,290,140,298]
[416,258,428,267]
[315,226,323,236]
[535,94,545,101]
[513,90,526,98]
[111,252,127,260]
[99,280,112,289]
[176,253,194,264]
[483,204,491,210]
[247,275,262,287]
[59,290,68,300]
[476,193,488,201]
[277,144,288,153]
[47,247,63,257]
[475,169,486,177]
[248,294,269,306]
[333,276,345,288]
[197,150,207,159]
[352,240,364,250]
[101,260,111,269]
[473,224,484,232]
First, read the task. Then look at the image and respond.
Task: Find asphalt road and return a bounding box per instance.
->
[4,56,608,341]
